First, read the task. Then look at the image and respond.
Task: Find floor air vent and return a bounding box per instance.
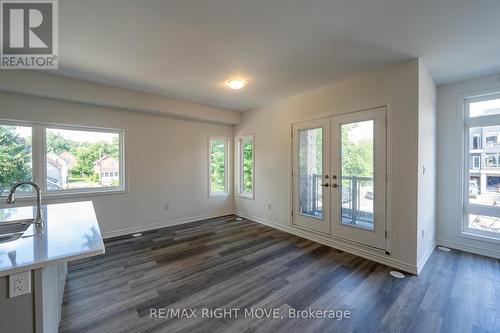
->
[389,271,405,279]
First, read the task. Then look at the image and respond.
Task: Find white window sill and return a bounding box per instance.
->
[209,192,230,198]
[460,230,500,245]
[237,193,254,200]
[1,187,128,202]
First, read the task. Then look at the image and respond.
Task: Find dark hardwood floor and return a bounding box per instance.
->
[59,215,500,333]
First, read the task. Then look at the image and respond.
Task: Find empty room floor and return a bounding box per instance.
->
[59,216,500,333]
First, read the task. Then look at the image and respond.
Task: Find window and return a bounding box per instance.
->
[0,119,124,197]
[0,122,33,195]
[45,127,123,191]
[464,94,500,239]
[208,137,228,197]
[472,156,481,169]
[472,134,481,149]
[237,135,254,199]
[485,133,498,147]
[469,97,500,117]
[485,153,498,167]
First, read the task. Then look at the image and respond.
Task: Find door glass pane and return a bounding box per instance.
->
[468,126,500,211]
[298,128,323,218]
[341,120,374,230]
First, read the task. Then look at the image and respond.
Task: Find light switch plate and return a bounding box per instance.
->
[9,271,31,297]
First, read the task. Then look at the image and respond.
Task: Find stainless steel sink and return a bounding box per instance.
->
[0,219,33,244]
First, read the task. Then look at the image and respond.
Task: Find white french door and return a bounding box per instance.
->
[292,107,387,250]
[292,118,331,234]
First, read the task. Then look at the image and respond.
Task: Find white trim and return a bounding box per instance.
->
[460,228,500,244]
[43,124,126,194]
[208,136,230,198]
[0,188,128,206]
[462,95,500,240]
[0,117,127,196]
[329,107,387,249]
[101,210,235,239]
[291,117,331,234]
[417,240,436,274]
[236,134,255,200]
[288,103,393,254]
[0,120,35,194]
[437,239,500,260]
[236,210,418,275]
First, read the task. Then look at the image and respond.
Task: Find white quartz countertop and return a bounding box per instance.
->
[0,201,105,277]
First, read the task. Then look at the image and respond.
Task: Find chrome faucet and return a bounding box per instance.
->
[6,181,44,225]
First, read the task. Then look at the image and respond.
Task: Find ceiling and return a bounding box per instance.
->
[55,0,500,111]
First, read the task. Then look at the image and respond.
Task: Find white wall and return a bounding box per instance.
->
[235,60,421,272]
[0,91,234,237]
[417,60,437,270]
[437,73,500,259]
[0,71,240,125]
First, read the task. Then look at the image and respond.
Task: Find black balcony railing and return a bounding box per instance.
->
[299,174,374,227]
[299,173,323,217]
[341,176,374,227]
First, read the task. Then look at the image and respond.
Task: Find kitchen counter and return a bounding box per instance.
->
[0,201,105,277]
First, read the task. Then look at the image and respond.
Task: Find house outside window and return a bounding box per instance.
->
[485,133,498,147]
[472,156,481,169]
[485,153,498,167]
[472,134,481,149]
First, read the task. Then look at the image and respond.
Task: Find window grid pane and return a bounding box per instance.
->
[298,128,323,218]
[340,120,374,230]
[210,139,227,194]
[469,98,500,117]
[468,214,500,234]
[239,137,253,195]
[0,124,33,195]
[466,97,500,236]
[45,128,121,191]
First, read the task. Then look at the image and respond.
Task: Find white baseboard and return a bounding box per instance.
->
[235,211,418,275]
[101,210,235,239]
[416,240,436,274]
[437,239,500,260]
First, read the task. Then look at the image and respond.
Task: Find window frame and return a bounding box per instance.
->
[236,134,255,200]
[485,132,498,147]
[485,153,498,167]
[463,93,500,242]
[0,118,126,199]
[0,119,36,197]
[472,134,481,149]
[472,155,480,170]
[208,136,229,198]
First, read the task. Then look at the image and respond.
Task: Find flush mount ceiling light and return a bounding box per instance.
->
[226,79,246,90]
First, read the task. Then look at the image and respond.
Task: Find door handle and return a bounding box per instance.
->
[332,183,339,188]
[320,183,329,187]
